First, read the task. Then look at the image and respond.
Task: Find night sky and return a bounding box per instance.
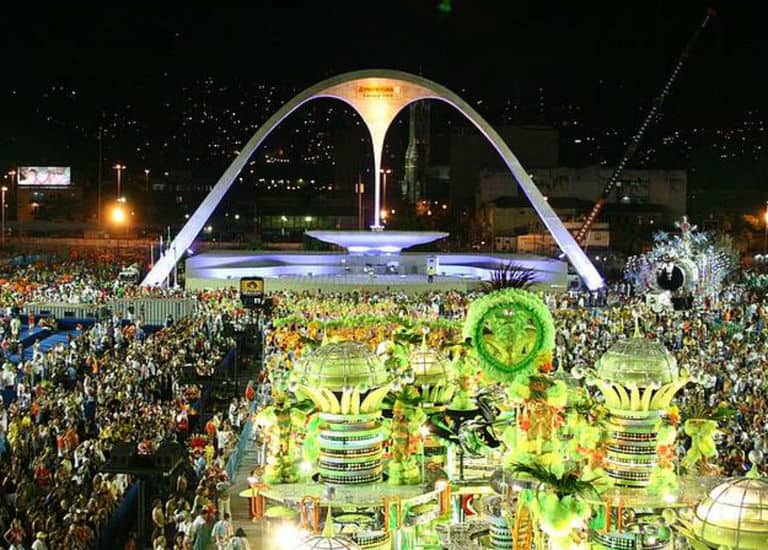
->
[5,2,763,113]
[2,1,767,209]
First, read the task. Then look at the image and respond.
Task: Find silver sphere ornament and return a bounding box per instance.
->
[489,468,513,495]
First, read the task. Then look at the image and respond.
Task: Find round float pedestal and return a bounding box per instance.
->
[317,412,384,485]
[604,409,660,488]
[487,514,513,549]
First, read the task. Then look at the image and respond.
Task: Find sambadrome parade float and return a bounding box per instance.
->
[245,282,768,550]
[625,217,738,311]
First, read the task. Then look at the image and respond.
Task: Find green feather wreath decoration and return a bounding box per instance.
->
[463,288,555,383]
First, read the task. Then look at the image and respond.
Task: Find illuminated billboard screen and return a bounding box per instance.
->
[17,166,71,187]
[240,276,265,309]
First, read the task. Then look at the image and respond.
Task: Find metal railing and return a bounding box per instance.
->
[24,296,198,325]
[226,398,259,480]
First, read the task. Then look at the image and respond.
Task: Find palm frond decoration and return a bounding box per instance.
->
[509,462,599,499]
[484,262,537,292]
[685,399,736,422]
[393,330,423,345]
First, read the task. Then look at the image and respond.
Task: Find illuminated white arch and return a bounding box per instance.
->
[142,69,604,289]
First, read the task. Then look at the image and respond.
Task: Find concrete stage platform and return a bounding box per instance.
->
[185,250,567,293]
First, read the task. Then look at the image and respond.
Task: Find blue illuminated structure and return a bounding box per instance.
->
[142,70,604,290]
[183,250,568,292]
[305,230,448,254]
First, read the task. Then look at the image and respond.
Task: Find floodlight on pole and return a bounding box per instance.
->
[380,168,392,215]
[113,164,126,197]
[111,205,126,224]
[1,186,7,246]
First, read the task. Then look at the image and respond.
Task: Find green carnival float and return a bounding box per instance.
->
[463,288,555,383]
[293,341,392,485]
[255,378,303,484]
[383,334,454,486]
[246,287,764,550]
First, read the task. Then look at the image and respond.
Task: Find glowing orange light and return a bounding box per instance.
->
[111,205,126,224]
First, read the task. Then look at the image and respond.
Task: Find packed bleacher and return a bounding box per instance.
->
[0,251,257,550]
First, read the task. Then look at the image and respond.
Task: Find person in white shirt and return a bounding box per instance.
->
[186,507,207,547]
[9,317,20,341]
[212,513,233,550]
[216,478,232,520]
[216,423,231,453]
[31,531,48,550]
[229,528,251,550]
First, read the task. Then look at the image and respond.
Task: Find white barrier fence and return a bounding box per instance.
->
[24,297,198,326]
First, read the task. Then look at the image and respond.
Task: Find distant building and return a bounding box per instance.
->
[450,125,560,213]
[477,165,687,225]
[480,197,608,252]
[255,191,357,242]
[479,192,667,255]
[516,222,610,255]
[17,185,84,223]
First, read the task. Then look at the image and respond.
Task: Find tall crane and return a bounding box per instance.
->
[573,8,716,248]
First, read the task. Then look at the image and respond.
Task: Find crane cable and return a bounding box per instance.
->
[574,8,716,247]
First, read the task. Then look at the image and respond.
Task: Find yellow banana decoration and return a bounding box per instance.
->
[595,381,621,409]
[613,383,630,410]
[361,384,392,413]
[321,388,341,414]
[341,387,352,415]
[640,385,655,411]
[295,384,330,412]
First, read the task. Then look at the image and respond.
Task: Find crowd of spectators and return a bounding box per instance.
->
[0,250,189,307]
[0,259,255,550]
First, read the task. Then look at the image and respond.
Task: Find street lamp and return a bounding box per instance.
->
[110,200,129,259]
[144,169,150,192]
[111,204,127,224]
[1,186,7,246]
[380,168,392,214]
[113,164,126,197]
[355,181,365,230]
